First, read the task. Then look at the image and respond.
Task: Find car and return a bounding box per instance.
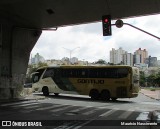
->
[23,83,32,88]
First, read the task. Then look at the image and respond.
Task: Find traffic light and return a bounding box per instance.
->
[102,15,112,36]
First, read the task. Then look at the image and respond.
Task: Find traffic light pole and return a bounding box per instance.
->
[112,22,160,40]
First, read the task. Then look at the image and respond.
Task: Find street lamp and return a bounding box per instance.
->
[62,47,80,65]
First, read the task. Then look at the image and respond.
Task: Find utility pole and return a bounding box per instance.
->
[62,47,80,65]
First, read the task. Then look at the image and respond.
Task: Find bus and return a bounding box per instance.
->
[32,65,139,101]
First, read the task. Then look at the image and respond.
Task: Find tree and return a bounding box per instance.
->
[37,61,48,68]
[154,71,160,87]
[95,59,106,64]
[26,62,48,83]
[139,71,146,87]
[147,74,156,87]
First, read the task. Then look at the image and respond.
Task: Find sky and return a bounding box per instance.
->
[31,14,160,63]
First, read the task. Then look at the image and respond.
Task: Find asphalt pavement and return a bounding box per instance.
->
[0,88,160,129]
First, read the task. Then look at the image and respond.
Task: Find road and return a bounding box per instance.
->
[0,93,160,129]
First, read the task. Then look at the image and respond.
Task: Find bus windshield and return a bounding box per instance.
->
[32,68,45,83]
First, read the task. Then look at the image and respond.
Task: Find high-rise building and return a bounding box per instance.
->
[145,56,157,67]
[110,47,126,64]
[29,53,45,64]
[133,54,141,64]
[134,48,148,64]
[123,53,133,66]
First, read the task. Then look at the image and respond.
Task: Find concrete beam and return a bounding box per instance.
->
[0,22,42,99]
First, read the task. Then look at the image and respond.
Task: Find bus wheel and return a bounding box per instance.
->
[89,89,99,100]
[100,90,110,101]
[111,97,117,101]
[42,87,49,96]
[54,93,59,96]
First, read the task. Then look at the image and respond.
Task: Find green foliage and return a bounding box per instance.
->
[140,70,160,87]
[37,62,48,68]
[28,62,48,74]
[139,71,146,86]
[26,62,48,83]
[146,74,156,86]
[145,71,160,87]
[95,59,106,64]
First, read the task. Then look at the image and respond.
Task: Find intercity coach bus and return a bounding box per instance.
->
[32,65,139,101]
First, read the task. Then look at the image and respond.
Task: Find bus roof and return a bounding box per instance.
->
[36,65,133,70]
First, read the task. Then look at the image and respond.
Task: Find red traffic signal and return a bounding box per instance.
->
[104,19,108,23]
[102,15,112,36]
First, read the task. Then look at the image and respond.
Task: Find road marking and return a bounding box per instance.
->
[51,105,72,112]
[11,102,39,107]
[140,102,160,106]
[0,101,36,106]
[82,108,100,115]
[118,111,134,119]
[136,111,151,121]
[69,107,89,112]
[128,108,136,111]
[99,109,117,117]
[36,104,66,111]
[23,105,39,109]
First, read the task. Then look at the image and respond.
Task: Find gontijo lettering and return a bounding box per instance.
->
[77,79,104,84]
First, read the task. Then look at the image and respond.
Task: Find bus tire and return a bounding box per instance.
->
[54,93,59,96]
[111,97,117,101]
[89,89,99,100]
[100,90,110,101]
[42,87,49,96]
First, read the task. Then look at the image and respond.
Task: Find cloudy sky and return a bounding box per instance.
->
[31,14,160,62]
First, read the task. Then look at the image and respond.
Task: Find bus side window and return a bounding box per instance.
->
[81,69,88,78]
[104,68,118,78]
[43,68,54,79]
[117,68,128,78]
[82,71,85,76]
[88,69,97,78]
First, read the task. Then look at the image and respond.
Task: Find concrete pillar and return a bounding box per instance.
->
[0,23,42,99]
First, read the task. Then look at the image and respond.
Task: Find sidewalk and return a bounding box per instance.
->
[24,93,46,100]
[0,88,46,103]
[140,88,160,101]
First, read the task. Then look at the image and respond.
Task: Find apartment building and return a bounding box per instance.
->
[134,48,148,64]
[110,47,126,64]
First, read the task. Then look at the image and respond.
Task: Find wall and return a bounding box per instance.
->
[0,21,42,99]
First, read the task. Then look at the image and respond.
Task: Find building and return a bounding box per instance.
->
[134,63,148,71]
[133,54,141,64]
[134,48,148,64]
[70,57,78,64]
[145,56,157,67]
[157,60,160,66]
[110,47,126,65]
[46,59,67,66]
[46,58,88,66]
[29,53,45,64]
[123,53,133,66]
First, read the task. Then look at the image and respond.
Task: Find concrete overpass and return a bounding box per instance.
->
[0,0,160,99]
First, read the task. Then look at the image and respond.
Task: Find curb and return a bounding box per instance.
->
[0,95,46,104]
[139,92,160,101]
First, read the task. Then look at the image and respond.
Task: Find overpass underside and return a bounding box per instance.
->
[0,19,42,99]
